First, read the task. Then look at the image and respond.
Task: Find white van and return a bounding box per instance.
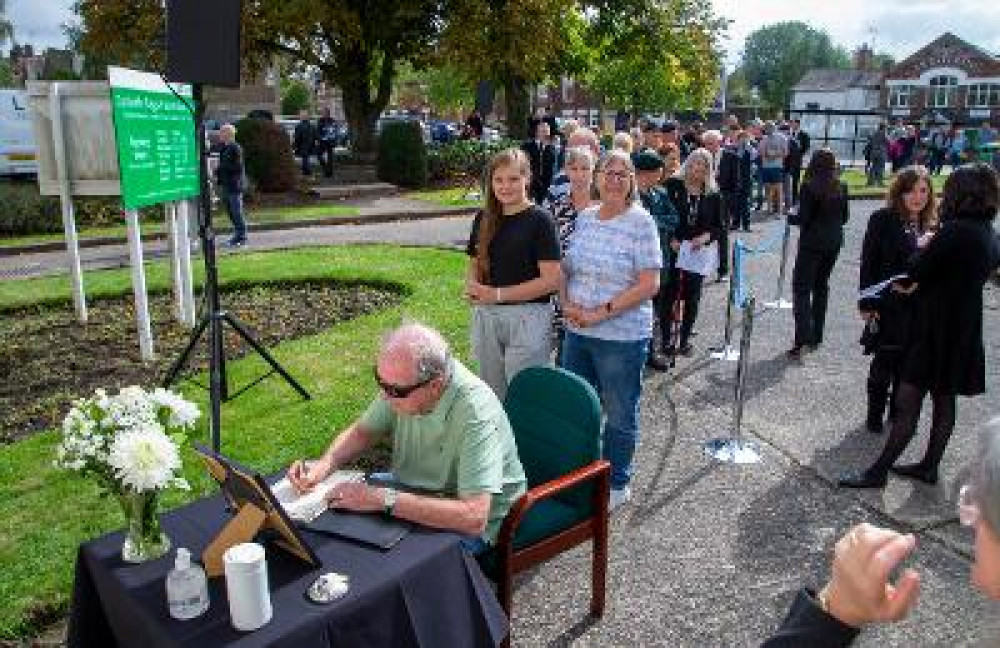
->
[0,89,38,176]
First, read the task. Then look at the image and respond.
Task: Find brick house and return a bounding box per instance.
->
[883,33,1000,125]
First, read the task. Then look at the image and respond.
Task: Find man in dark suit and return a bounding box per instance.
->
[292,109,316,176]
[522,121,556,204]
[718,129,754,232]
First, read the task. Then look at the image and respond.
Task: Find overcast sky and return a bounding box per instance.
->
[5,0,999,69]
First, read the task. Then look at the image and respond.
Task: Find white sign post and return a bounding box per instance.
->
[124,210,154,360]
[49,83,87,323]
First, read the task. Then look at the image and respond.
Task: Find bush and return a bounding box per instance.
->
[426,138,520,185]
[0,182,61,235]
[0,183,163,236]
[377,121,428,188]
[235,117,297,193]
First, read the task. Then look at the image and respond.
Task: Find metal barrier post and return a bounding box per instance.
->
[764,218,793,309]
[711,240,740,362]
[703,295,761,464]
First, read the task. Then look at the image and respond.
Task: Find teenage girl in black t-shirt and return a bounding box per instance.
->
[465,148,562,400]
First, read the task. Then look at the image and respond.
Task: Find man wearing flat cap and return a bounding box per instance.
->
[635,150,678,371]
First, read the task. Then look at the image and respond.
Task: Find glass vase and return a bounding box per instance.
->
[119,490,170,563]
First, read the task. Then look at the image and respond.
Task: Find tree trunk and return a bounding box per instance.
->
[334,46,395,162]
[504,76,530,141]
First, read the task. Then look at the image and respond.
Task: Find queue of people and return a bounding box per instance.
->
[285,114,999,644]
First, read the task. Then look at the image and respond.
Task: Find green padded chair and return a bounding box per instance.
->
[480,366,610,637]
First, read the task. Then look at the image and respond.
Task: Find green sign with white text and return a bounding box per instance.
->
[109,66,199,210]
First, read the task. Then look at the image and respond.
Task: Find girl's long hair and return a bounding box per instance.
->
[887,165,937,232]
[475,148,531,282]
[802,148,841,200]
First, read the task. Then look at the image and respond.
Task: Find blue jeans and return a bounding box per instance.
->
[559,331,648,489]
[220,186,247,240]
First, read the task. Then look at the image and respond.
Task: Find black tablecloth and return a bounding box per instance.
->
[67,491,508,648]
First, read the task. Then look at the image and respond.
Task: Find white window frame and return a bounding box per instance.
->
[888,85,912,108]
[967,83,1000,108]
[928,75,958,108]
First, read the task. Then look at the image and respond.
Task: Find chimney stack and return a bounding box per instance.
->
[854,44,874,71]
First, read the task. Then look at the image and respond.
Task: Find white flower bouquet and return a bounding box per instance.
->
[55,386,200,561]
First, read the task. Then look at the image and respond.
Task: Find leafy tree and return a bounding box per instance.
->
[394,62,476,119]
[72,0,446,159]
[439,0,584,140]
[584,0,726,118]
[740,21,850,112]
[725,65,754,107]
[0,58,12,86]
[281,79,312,115]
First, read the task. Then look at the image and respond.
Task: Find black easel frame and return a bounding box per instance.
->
[162,84,310,452]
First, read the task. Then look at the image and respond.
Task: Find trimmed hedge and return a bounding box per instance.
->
[0,182,160,236]
[426,138,520,185]
[377,121,428,188]
[235,117,297,193]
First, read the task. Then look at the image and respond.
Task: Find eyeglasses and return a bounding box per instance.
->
[959,484,981,527]
[600,170,632,182]
[374,368,435,399]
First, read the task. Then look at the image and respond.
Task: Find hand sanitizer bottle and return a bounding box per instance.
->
[167,548,209,620]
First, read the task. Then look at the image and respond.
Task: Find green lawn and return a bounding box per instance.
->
[406,186,484,207]
[841,168,949,198]
[0,245,470,639]
[0,203,361,248]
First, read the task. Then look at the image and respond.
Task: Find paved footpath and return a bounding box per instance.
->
[4,201,1000,646]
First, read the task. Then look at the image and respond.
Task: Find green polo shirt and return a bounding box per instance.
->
[359,359,526,544]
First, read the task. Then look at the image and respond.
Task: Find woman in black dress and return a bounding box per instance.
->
[858,166,937,433]
[788,148,849,358]
[841,163,1000,488]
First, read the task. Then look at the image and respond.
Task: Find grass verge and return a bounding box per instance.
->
[406,187,483,207]
[0,203,361,249]
[841,168,948,198]
[0,244,469,639]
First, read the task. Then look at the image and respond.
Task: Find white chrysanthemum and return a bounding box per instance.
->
[150,388,200,429]
[108,428,182,492]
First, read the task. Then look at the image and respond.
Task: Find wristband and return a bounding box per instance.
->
[605,301,614,314]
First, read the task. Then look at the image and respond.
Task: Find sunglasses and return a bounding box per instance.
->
[374,368,435,399]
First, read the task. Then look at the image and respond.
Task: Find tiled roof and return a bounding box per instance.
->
[792,69,885,92]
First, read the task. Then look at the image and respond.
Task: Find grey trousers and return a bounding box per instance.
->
[471,302,553,402]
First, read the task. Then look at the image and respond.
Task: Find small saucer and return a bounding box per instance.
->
[305,572,349,604]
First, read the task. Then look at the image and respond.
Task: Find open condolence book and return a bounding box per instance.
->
[271,472,412,551]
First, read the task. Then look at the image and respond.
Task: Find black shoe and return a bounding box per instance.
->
[646,353,670,372]
[786,346,806,360]
[890,463,939,485]
[677,343,693,356]
[838,469,888,489]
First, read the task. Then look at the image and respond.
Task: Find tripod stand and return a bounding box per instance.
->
[163,83,310,452]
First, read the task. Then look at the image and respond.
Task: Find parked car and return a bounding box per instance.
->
[0,89,38,177]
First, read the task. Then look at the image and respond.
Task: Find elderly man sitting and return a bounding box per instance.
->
[288,323,526,553]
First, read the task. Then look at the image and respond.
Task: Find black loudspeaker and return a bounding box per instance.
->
[166,0,242,87]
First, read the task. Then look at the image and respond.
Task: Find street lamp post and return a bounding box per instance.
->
[750,86,760,121]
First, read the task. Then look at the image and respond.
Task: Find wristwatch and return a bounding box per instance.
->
[383,487,397,517]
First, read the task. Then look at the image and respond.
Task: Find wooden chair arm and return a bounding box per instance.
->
[496,459,610,550]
